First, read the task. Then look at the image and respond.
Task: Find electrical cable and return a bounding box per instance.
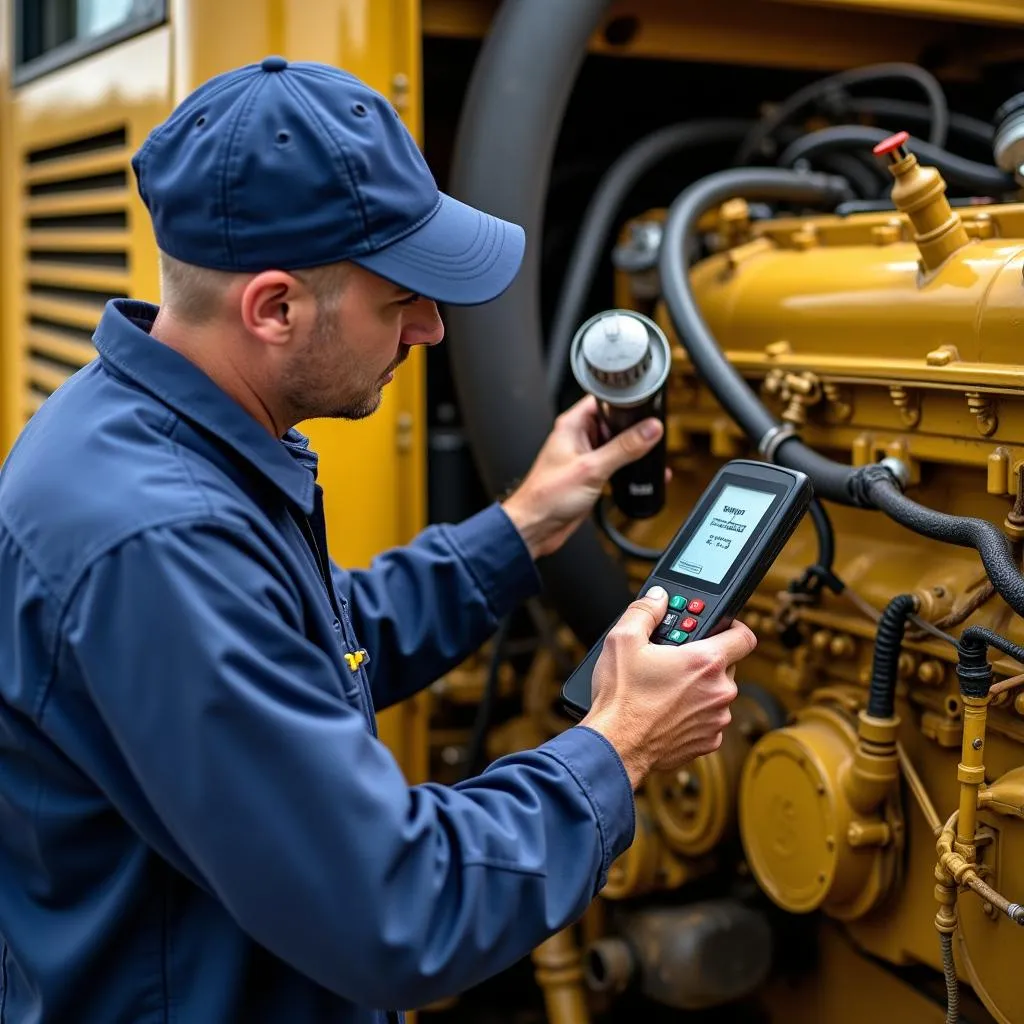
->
[545,119,753,398]
[734,61,949,165]
[939,932,960,1024]
[462,616,512,779]
[867,593,918,719]
[596,497,663,561]
[808,497,836,577]
[778,125,1014,192]
[835,577,957,648]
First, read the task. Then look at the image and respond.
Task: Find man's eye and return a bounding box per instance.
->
[398,293,422,306]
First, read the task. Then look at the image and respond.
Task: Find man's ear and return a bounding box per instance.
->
[239,271,314,347]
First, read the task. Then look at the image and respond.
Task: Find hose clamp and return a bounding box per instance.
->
[758,423,798,464]
[878,456,911,491]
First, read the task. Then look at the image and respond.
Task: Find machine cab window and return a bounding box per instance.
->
[15,0,165,83]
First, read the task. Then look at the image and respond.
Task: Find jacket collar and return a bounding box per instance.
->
[93,299,318,514]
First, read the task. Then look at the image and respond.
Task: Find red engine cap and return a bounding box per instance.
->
[872,131,910,156]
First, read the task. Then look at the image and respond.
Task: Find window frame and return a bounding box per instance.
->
[13,0,168,86]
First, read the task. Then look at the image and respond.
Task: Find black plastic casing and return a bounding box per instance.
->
[560,459,813,719]
[601,394,667,519]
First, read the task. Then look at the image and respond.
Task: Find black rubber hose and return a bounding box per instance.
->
[811,151,887,198]
[445,0,632,647]
[545,119,753,398]
[842,97,993,146]
[734,62,949,164]
[868,594,917,719]
[778,126,1014,192]
[861,467,1024,619]
[956,625,1024,699]
[657,166,865,506]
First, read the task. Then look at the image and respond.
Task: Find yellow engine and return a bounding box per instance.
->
[572,137,1024,1023]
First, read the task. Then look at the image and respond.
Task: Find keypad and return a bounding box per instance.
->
[650,587,708,645]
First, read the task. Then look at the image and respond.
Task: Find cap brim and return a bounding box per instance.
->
[350,193,525,306]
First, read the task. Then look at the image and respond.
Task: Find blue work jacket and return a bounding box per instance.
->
[0,300,635,1023]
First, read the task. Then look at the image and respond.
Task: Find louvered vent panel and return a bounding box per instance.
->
[22,127,130,418]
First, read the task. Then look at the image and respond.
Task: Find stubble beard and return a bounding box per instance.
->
[284,301,405,422]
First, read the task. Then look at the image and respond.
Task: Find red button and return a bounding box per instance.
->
[680,616,698,632]
[687,599,704,614]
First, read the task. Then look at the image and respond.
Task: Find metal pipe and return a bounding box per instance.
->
[897,742,942,835]
[531,927,591,1024]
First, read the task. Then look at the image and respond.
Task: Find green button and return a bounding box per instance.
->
[668,595,686,611]
[668,629,688,643]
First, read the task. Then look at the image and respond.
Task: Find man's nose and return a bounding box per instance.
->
[402,301,445,348]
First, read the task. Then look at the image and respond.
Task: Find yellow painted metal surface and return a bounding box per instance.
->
[1,27,170,454]
[760,920,947,1021]
[0,0,14,456]
[776,0,1024,25]
[423,0,1024,73]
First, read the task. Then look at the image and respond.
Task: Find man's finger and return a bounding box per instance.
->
[684,619,758,663]
[555,394,598,431]
[588,418,663,480]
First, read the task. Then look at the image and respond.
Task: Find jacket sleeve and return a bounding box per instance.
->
[331,503,542,710]
[60,518,634,1010]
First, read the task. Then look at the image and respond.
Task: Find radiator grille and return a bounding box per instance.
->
[22,126,130,417]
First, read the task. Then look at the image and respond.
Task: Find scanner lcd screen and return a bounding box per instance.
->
[668,484,777,585]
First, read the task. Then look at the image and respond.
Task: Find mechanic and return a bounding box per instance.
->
[0,58,755,1023]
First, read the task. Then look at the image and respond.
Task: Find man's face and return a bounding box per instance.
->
[284,264,444,422]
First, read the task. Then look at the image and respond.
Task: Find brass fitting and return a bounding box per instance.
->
[873,131,970,273]
[933,856,958,936]
[934,811,1024,927]
[844,710,900,816]
[1004,462,1024,540]
[762,369,823,425]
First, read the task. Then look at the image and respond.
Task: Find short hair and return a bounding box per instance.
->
[157,251,235,324]
[157,251,349,324]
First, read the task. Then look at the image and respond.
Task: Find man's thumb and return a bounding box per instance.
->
[593,418,662,478]
[633,584,668,636]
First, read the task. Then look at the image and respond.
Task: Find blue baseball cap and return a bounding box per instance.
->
[131,56,525,305]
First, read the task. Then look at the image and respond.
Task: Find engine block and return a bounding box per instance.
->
[598,160,1024,1023]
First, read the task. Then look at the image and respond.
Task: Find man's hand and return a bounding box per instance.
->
[501,395,663,560]
[580,586,756,789]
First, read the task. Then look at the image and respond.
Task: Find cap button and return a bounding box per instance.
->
[261,55,289,72]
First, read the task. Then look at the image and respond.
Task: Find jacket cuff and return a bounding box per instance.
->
[443,503,542,618]
[538,726,636,892]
